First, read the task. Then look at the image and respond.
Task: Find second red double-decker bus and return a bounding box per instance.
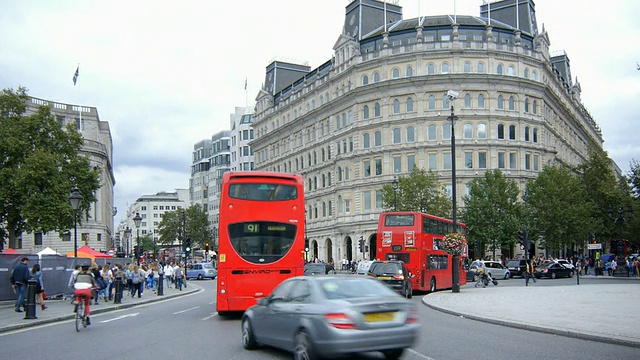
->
[376,211,467,292]
[216,171,305,315]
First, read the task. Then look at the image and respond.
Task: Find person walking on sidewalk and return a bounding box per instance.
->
[525,259,537,285]
[164,262,174,289]
[30,263,47,310]
[9,257,30,313]
[130,264,145,298]
[173,263,183,291]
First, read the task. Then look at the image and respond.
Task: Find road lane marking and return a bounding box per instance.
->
[407,349,437,360]
[173,306,200,314]
[100,313,139,323]
[201,312,218,320]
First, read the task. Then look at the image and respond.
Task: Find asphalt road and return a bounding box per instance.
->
[0,278,637,360]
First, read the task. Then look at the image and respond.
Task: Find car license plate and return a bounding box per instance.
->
[377,276,392,280]
[364,312,394,322]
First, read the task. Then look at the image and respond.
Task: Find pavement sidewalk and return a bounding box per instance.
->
[422,276,640,348]
[0,281,200,333]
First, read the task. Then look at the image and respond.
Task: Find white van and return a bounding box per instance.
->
[355,260,373,275]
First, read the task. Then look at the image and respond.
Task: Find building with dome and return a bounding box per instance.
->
[251,0,603,263]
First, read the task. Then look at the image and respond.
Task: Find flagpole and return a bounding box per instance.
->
[244,78,248,109]
[73,64,81,130]
[383,0,387,33]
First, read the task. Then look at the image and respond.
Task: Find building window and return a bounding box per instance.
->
[442,95,450,110]
[406,126,415,142]
[443,152,451,170]
[497,64,503,75]
[392,68,400,78]
[532,71,538,81]
[478,152,487,168]
[498,152,505,169]
[363,133,370,148]
[524,99,529,113]
[532,100,538,115]
[533,154,539,171]
[497,95,504,110]
[374,103,381,117]
[345,199,351,213]
[376,190,383,209]
[406,97,414,112]
[509,152,517,169]
[34,232,43,246]
[442,123,451,140]
[338,166,343,181]
[428,95,436,110]
[362,75,369,85]
[525,154,531,170]
[441,63,450,74]
[428,153,437,170]
[427,63,435,75]
[464,94,471,109]
[524,68,529,78]
[393,128,401,144]
[393,156,402,173]
[465,152,473,169]
[405,66,413,77]
[524,126,530,141]
[533,128,538,143]
[428,124,437,141]
[338,196,343,214]
[373,72,380,82]
[375,159,382,175]
[509,96,515,110]
[374,131,382,146]
[509,125,516,140]
[497,124,505,139]
[464,123,473,139]
[477,94,485,108]
[407,155,415,171]
[363,191,372,210]
[393,99,400,114]
[363,161,371,177]
[477,123,487,139]
[508,65,515,75]
[363,105,369,119]
[463,62,471,73]
[477,62,485,74]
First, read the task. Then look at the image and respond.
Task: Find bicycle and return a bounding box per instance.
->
[74,295,88,332]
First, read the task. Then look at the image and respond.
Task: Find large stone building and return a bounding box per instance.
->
[16,96,116,254]
[251,0,603,262]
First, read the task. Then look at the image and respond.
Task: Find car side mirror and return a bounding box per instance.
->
[257,297,269,306]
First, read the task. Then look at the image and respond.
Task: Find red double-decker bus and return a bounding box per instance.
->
[216,171,305,315]
[376,211,467,292]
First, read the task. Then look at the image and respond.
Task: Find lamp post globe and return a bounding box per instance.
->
[68,188,83,258]
[133,212,142,265]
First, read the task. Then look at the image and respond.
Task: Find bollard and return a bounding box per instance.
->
[157,274,164,296]
[114,275,123,304]
[24,279,38,319]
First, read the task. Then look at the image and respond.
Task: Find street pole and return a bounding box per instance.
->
[447,91,460,293]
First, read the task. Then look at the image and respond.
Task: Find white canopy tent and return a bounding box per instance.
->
[37,247,61,258]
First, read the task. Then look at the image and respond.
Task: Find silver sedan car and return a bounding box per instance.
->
[241,276,419,360]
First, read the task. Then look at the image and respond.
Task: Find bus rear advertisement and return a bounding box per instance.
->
[216,172,305,314]
[377,211,467,292]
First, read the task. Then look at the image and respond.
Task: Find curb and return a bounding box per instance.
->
[0,286,200,334]
[421,295,640,349]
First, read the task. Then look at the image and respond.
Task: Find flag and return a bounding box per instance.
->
[73,66,79,86]
[244,78,247,90]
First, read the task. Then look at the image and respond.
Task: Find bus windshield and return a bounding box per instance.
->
[228,183,298,201]
[384,214,415,226]
[228,221,297,264]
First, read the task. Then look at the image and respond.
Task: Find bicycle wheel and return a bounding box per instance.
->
[75,302,83,332]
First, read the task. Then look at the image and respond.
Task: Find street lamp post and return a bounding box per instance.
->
[133,212,142,265]
[68,188,83,258]
[124,227,131,258]
[609,205,633,277]
[392,177,399,211]
[447,90,461,293]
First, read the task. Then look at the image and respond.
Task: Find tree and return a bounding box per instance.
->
[157,204,211,249]
[0,87,100,249]
[629,159,640,200]
[524,165,591,256]
[380,167,451,217]
[461,169,522,260]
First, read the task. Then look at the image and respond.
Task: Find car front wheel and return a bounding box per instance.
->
[382,348,404,359]
[241,318,258,350]
[294,331,318,360]
[504,272,511,280]
[197,274,203,280]
[551,272,557,279]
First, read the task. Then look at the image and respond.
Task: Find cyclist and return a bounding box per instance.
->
[71,263,98,325]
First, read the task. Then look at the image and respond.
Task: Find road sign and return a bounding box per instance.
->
[587,243,602,250]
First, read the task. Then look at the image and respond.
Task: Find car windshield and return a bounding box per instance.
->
[319,278,396,299]
[369,262,402,275]
[507,260,522,266]
[202,263,214,269]
[304,264,325,274]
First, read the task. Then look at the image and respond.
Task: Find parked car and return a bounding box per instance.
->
[554,259,575,270]
[304,263,330,276]
[355,260,373,275]
[185,262,217,280]
[535,261,574,279]
[241,276,419,360]
[367,260,414,298]
[468,260,511,281]
[506,259,527,277]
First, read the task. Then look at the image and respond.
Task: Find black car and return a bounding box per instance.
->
[506,259,527,277]
[367,260,414,298]
[535,261,574,279]
[304,263,328,276]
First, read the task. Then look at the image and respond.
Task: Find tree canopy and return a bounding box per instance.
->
[157,204,211,249]
[0,87,100,249]
[381,167,451,217]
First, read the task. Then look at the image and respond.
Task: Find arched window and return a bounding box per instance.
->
[374,103,381,117]
[374,131,382,146]
[463,62,471,73]
[362,75,369,85]
[338,195,343,213]
[427,63,435,75]
[406,126,415,142]
[464,123,473,139]
[509,125,516,140]
[322,202,326,217]
[497,64,503,75]
[362,133,370,148]
[532,71,538,81]
[497,95,504,110]
[497,124,505,139]
[405,66,413,77]
[508,65,515,75]
[533,128,538,143]
[524,126,530,141]
[373,72,380,82]
[322,174,326,188]
[477,123,487,139]
[477,62,485,73]
[508,96,515,110]
[524,68,529,78]
[428,124,437,140]
[428,95,436,110]
[393,99,400,114]
[392,68,400,79]
[478,94,485,108]
[392,128,401,144]
[532,100,538,115]
[442,123,451,139]
[406,97,414,112]
[524,99,530,113]
[464,94,472,109]
[321,148,325,161]
[337,166,343,181]
[363,105,369,119]
[442,95,450,109]
[441,63,450,74]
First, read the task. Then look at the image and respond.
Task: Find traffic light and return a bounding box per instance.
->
[205,242,210,252]
[517,230,525,244]
[358,236,364,253]
[304,237,309,252]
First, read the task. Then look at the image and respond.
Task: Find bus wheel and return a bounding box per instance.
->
[429,278,436,293]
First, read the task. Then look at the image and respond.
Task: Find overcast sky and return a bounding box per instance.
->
[1,0,639,223]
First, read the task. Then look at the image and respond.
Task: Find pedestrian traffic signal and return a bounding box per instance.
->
[205,243,210,252]
[517,230,525,243]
